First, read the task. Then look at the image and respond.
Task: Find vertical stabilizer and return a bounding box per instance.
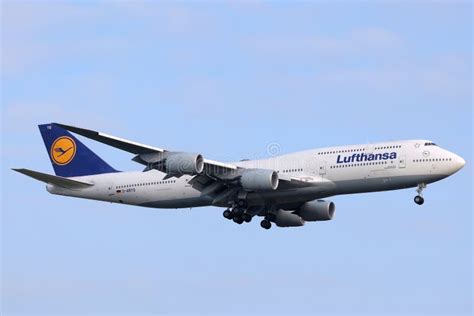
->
[38,123,118,177]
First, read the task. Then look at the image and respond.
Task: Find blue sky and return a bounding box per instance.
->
[1,1,472,315]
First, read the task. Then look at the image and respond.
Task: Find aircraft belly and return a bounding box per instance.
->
[332,174,447,195]
[248,185,336,205]
[135,184,210,209]
[139,196,213,209]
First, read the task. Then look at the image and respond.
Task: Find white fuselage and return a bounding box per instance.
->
[47,140,465,209]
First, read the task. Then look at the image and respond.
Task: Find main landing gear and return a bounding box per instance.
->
[223,200,276,230]
[260,219,271,230]
[222,200,252,225]
[414,183,426,205]
[223,209,233,219]
[260,213,275,230]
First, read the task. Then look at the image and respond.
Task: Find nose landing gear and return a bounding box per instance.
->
[414,195,424,205]
[414,183,426,205]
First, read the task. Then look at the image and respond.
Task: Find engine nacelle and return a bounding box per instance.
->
[297,200,335,221]
[240,169,279,191]
[274,209,305,227]
[165,153,204,175]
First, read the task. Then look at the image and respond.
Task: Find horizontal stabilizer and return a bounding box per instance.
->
[12,168,93,189]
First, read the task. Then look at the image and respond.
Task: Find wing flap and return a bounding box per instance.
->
[278,176,336,189]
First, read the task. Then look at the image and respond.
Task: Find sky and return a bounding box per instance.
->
[1,1,472,315]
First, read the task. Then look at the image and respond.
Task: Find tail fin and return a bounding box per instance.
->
[39,123,118,177]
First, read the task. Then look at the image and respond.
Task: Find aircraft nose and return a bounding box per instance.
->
[455,155,465,169]
[451,153,465,173]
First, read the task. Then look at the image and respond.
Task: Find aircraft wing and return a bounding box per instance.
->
[53,123,318,204]
[54,123,238,172]
[54,123,166,154]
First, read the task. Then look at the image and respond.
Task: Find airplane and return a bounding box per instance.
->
[13,123,465,230]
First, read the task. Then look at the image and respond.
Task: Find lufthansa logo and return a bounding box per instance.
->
[51,136,76,165]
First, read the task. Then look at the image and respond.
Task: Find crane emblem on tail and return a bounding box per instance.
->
[50,136,76,165]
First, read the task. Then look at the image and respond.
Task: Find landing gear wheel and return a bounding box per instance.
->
[243,213,252,223]
[223,210,233,220]
[232,207,244,217]
[237,199,248,208]
[233,216,244,224]
[414,195,424,205]
[414,183,426,205]
[260,219,271,230]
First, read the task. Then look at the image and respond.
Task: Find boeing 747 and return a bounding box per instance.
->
[13,123,465,229]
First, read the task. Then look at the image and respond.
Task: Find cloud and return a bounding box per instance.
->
[239,27,471,99]
[114,1,210,34]
[2,100,122,135]
[2,102,65,132]
[1,2,217,77]
[243,27,406,58]
[1,2,101,76]
[315,53,471,98]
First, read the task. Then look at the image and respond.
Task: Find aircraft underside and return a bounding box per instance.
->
[127,173,448,229]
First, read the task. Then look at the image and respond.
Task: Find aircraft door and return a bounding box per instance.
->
[183,177,192,198]
[398,156,406,168]
[319,161,327,176]
[365,143,374,154]
[105,181,118,201]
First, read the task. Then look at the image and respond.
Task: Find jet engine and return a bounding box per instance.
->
[133,152,205,176]
[240,169,279,191]
[297,200,335,221]
[274,209,305,227]
[165,153,204,175]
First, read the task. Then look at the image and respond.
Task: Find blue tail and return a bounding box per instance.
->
[39,123,118,177]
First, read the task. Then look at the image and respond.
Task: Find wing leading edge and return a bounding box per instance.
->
[53,123,238,172]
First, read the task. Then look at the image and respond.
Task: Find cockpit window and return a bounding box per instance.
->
[424,142,437,146]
